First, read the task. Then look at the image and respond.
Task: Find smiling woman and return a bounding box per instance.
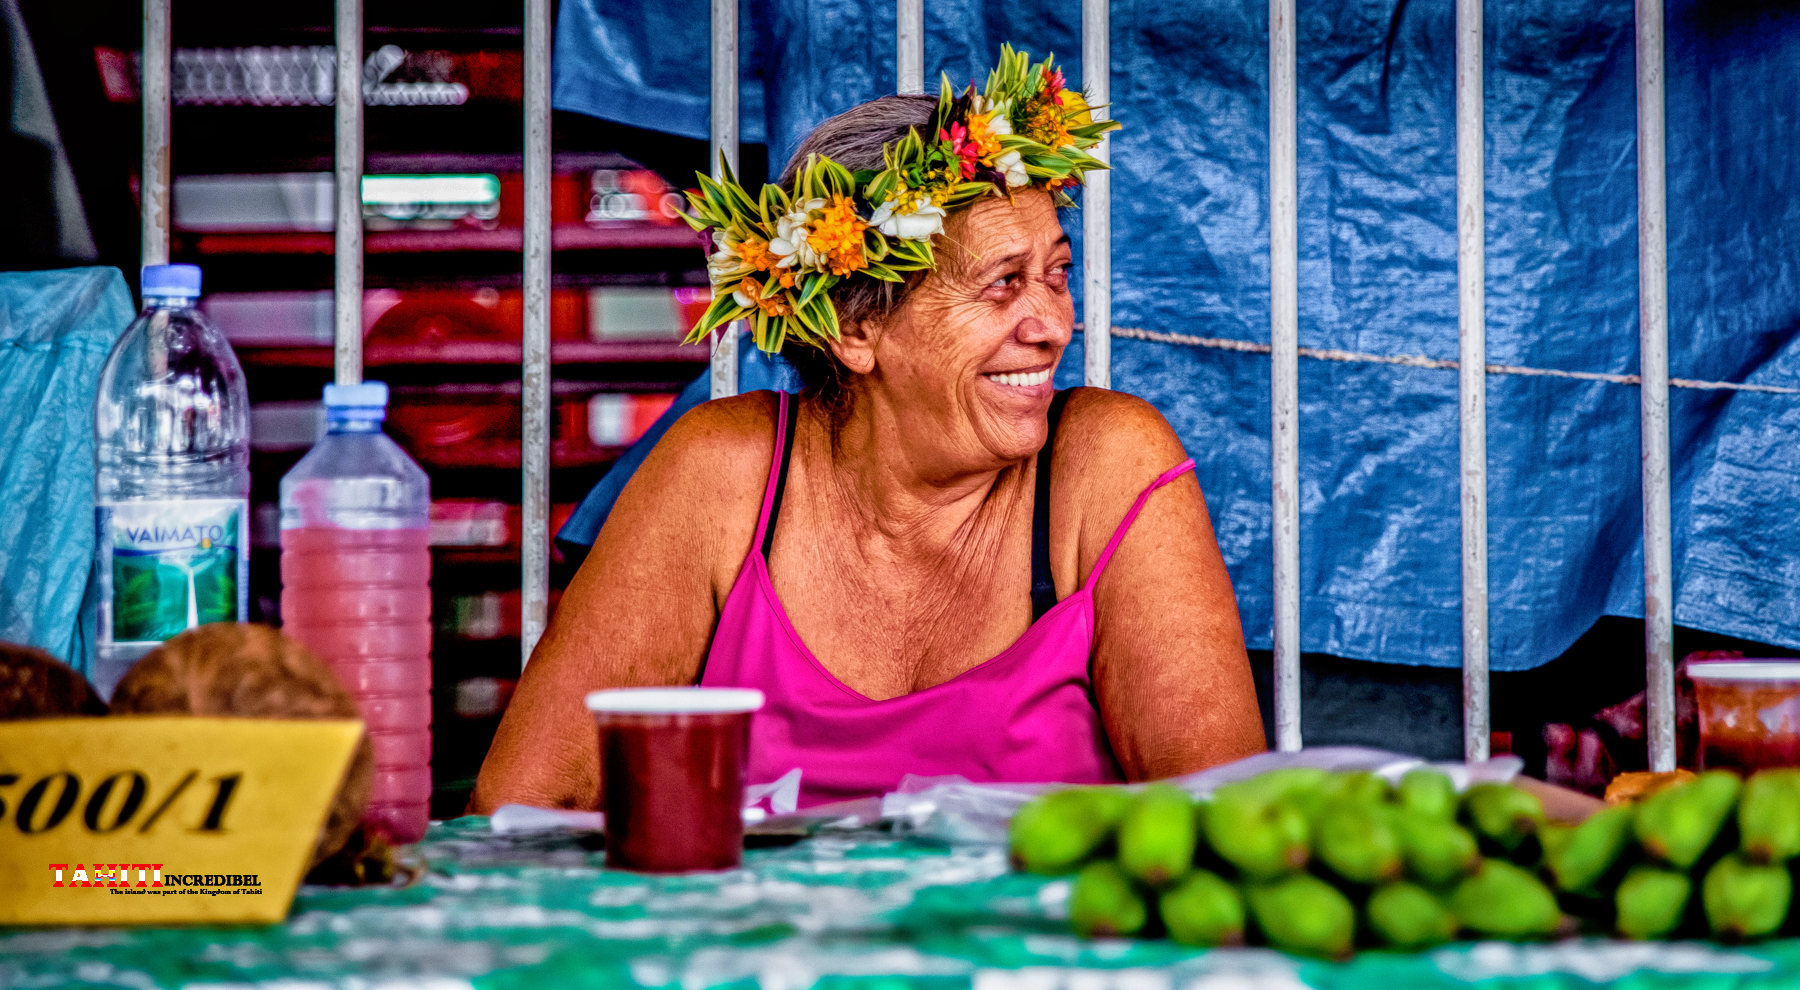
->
[470,55,1265,812]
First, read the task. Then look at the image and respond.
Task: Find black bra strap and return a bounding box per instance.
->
[1030,389,1074,621]
[760,393,801,559]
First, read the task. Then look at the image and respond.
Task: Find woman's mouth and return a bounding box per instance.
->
[982,369,1052,388]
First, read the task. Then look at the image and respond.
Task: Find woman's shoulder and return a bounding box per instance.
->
[1051,387,1193,495]
[633,388,783,493]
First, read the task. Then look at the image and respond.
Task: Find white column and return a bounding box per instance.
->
[141,0,171,269]
[1269,0,1301,751]
[334,0,364,386]
[521,0,553,664]
[710,0,740,399]
[1455,0,1489,763]
[1082,0,1111,390]
[1637,0,1676,772]
[897,0,924,94]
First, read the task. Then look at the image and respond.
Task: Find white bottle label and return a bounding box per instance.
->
[95,499,249,647]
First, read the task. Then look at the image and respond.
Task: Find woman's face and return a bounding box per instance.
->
[858,190,1075,469]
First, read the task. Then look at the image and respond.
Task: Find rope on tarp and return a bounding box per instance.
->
[1107,325,1800,395]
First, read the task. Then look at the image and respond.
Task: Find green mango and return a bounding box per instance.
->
[1450,858,1563,938]
[1615,864,1692,940]
[1398,768,1458,821]
[1545,804,1637,894]
[1739,769,1800,865]
[1315,801,1404,886]
[1246,872,1356,959]
[1069,860,1148,938]
[1394,808,1482,888]
[1159,869,1246,947]
[1117,784,1197,888]
[1636,770,1742,871]
[1366,881,1458,950]
[1702,851,1793,943]
[1325,770,1394,808]
[1204,790,1312,881]
[1234,767,1334,804]
[1009,787,1130,874]
[1461,783,1545,854]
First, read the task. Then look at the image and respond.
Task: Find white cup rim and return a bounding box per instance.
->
[585,687,766,714]
[1688,661,1800,683]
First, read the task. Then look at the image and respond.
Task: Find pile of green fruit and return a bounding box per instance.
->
[1008,766,1800,959]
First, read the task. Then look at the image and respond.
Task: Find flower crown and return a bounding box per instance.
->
[678,45,1121,354]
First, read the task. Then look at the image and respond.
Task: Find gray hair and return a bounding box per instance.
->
[776,95,940,420]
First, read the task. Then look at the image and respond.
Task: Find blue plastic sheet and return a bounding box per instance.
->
[0,267,133,669]
[553,0,1800,670]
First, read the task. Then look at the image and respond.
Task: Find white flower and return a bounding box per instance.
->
[770,203,826,270]
[987,114,1014,138]
[870,199,946,240]
[732,284,756,308]
[996,150,1028,188]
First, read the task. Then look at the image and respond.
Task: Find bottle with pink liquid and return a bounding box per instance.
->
[279,381,433,843]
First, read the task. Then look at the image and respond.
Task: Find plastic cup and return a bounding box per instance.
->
[585,687,765,872]
[1689,661,1800,773]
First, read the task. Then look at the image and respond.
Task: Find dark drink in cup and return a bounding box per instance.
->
[1689,662,1800,774]
[585,687,764,872]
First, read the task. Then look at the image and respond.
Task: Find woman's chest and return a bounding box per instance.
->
[767,524,1038,701]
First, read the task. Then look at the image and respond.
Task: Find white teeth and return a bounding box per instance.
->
[985,370,1050,387]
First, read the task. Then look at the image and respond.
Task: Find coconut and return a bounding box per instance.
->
[0,641,107,719]
[110,623,374,870]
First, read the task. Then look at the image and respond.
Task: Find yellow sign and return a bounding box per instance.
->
[0,717,362,925]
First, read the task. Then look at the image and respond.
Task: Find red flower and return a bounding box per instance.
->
[940,122,980,179]
[1042,67,1067,105]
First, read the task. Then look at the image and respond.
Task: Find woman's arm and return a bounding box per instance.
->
[1057,389,1266,779]
[467,395,774,812]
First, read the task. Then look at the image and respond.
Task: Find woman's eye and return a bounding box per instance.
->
[989,273,1018,290]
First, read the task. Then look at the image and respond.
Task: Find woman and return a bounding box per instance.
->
[472,53,1263,811]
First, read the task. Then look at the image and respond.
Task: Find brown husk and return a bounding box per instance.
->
[109,623,374,871]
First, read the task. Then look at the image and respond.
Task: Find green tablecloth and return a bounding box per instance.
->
[4,817,1799,989]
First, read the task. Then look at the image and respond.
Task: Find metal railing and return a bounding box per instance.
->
[136,0,1678,759]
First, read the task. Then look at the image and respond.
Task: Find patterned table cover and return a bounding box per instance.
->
[3,817,1798,990]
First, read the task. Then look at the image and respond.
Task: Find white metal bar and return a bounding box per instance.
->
[521,0,553,665]
[897,0,924,94]
[710,0,740,399]
[1269,0,1301,752]
[1082,0,1111,390]
[1456,0,1489,763]
[1637,0,1676,772]
[334,0,364,387]
[141,0,170,269]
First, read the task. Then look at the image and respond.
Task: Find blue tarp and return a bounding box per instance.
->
[0,267,133,667]
[553,0,1800,670]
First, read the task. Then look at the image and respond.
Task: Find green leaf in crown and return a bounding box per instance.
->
[677,44,1123,355]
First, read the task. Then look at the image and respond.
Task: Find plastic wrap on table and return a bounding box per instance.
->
[0,267,133,672]
[552,0,1800,671]
[6,816,1800,989]
[879,747,1524,844]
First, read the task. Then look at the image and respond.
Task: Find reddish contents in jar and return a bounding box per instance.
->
[593,706,757,873]
[1691,662,1800,774]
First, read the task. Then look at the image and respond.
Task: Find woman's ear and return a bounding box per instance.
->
[827,319,878,376]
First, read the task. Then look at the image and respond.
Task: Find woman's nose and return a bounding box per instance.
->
[1013,292,1074,346]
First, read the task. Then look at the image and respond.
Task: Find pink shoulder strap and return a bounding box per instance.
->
[751,391,791,550]
[1083,458,1198,592]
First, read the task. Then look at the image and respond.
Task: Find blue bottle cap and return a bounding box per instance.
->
[141,264,203,297]
[323,381,390,409]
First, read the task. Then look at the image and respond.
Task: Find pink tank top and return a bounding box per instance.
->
[700,391,1198,807]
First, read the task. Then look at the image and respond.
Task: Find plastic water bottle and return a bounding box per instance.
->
[93,264,250,697]
[280,381,433,843]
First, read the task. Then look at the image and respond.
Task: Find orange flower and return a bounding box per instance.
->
[733,277,792,317]
[737,238,780,271]
[1023,93,1072,149]
[964,111,1005,160]
[805,195,869,277]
